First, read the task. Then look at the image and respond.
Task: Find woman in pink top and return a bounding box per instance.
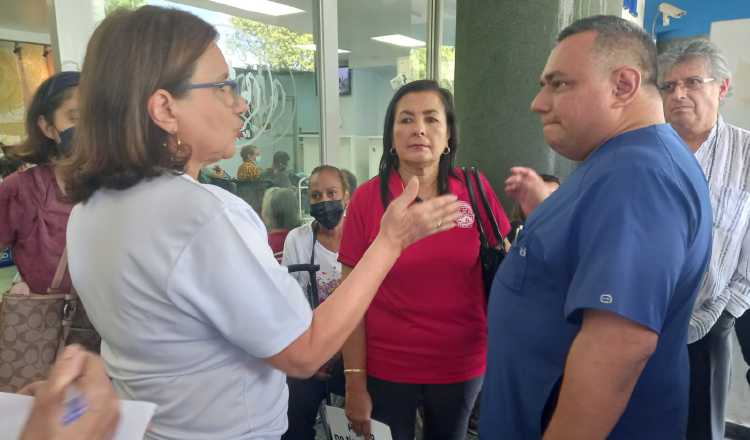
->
[340,80,510,440]
[0,71,80,294]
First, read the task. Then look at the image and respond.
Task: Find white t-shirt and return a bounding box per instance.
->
[281,223,341,304]
[66,174,312,440]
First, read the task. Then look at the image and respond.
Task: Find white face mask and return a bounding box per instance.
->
[255,155,261,163]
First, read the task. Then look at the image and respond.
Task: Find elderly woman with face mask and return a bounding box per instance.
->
[57,6,459,440]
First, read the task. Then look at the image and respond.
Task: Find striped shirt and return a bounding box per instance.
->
[690,116,750,343]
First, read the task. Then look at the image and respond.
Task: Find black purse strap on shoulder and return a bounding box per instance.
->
[463,167,490,248]
[470,167,504,244]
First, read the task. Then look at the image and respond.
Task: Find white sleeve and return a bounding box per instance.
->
[281,227,309,290]
[167,206,312,359]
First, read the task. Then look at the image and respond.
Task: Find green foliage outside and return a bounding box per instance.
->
[227,17,315,72]
[104,0,145,15]
[100,3,455,88]
[409,46,456,91]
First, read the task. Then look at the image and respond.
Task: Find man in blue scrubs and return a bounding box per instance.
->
[481,15,713,440]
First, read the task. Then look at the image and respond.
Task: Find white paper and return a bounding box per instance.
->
[324,405,393,440]
[0,391,157,439]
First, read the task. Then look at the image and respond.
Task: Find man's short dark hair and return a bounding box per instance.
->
[558,15,658,87]
[272,151,290,169]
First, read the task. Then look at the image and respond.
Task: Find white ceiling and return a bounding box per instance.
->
[0,0,456,68]
[188,0,457,69]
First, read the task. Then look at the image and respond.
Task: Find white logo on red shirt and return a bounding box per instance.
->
[456,202,475,229]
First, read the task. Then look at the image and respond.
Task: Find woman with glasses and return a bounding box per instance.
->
[58,6,459,440]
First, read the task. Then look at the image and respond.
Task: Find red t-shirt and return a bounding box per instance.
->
[339,168,510,383]
[0,165,72,293]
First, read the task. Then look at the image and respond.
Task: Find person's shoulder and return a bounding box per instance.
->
[591,125,688,175]
[725,120,750,137]
[1,164,55,196]
[17,164,54,182]
[448,166,489,187]
[286,222,312,243]
[134,174,260,229]
[0,167,22,190]
[448,166,466,182]
[349,176,381,202]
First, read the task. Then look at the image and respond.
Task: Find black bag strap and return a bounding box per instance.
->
[471,167,504,244]
[307,223,320,308]
[310,222,318,266]
[463,167,490,248]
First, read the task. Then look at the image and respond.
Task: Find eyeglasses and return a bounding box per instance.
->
[658,76,716,94]
[184,80,242,107]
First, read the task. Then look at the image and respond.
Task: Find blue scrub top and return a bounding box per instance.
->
[481,124,712,439]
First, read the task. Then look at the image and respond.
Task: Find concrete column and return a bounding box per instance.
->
[48,0,105,71]
[454,0,622,208]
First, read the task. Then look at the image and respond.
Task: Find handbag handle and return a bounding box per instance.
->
[47,248,79,358]
[49,248,69,292]
[463,167,490,248]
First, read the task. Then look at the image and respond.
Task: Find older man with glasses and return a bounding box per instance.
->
[659,39,750,440]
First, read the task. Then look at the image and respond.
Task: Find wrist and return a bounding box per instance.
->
[371,233,403,260]
[345,375,368,392]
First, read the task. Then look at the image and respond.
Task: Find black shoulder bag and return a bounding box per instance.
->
[463,166,507,299]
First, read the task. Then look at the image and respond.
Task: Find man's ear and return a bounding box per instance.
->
[147,89,179,135]
[719,78,730,101]
[611,66,641,108]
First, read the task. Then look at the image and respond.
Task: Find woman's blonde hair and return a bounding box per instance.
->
[261,187,300,230]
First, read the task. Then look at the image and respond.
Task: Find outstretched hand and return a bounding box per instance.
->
[505,167,553,217]
[379,177,460,251]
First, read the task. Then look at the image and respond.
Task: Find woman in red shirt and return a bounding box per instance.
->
[340,80,510,440]
[0,71,79,295]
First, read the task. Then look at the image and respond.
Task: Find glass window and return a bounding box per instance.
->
[440,0,457,93]
[336,0,429,187]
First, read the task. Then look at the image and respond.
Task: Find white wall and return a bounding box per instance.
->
[49,0,104,70]
[339,65,397,137]
[711,19,750,130]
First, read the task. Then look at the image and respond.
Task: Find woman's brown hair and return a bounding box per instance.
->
[59,6,217,203]
[10,71,79,165]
